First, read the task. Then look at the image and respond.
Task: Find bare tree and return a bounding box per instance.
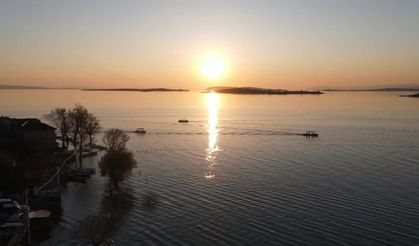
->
[67,104,101,166]
[102,129,129,152]
[44,108,70,148]
[68,104,88,146]
[68,104,89,165]
[99,129,136,193]
[86,114,101,152]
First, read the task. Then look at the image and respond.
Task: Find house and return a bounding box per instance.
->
[0,118,61,208]
[21,153,61,199]
[0,117,57,152]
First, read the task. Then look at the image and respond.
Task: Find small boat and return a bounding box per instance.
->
[68,168,96,177]
[81,151,98,157]
[302,131,319,137]
[178,119,189,123]
[135,128,146,134]
[29,210,51,219]
[65,168,95,182]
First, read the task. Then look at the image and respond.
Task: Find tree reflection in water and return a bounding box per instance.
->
[75,188,135,245]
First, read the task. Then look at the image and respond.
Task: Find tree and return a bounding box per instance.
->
[99,129,136,193]
[44,108,70,148]
[44,105,103,168]
[98,150,136,193]
[102,129,129,152]
[67,104,101,166]
[68,104,89,151]
[75,213,113,246]
[86,114,101,152]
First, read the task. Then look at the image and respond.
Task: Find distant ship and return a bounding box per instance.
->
[302,131,319,137]
[135,128,146,134]
[178,119,189,123]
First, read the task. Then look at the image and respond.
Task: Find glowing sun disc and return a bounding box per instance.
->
[201,57,226,81]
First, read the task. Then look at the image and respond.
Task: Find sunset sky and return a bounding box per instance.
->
[1,0,418,89]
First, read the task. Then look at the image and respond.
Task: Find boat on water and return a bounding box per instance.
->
[65,168,96,182]
[135,128,146,134]
[68,168,96,177]
[178,119,189,123]
[302,131,319,137]
[81,151,98,157]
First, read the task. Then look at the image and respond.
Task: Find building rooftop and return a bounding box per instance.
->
[1,117,55,131]
[19,120,55,131]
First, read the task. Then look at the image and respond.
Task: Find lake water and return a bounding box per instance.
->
[1,89,419,245]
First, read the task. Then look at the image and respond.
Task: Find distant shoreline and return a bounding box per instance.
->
[0,84,79,90]
[82,88,188,92]
[205,86,323,95]
[400,93,419,98]
[323,88,419,92]
[0,85,48,90]
[0,84,188,92]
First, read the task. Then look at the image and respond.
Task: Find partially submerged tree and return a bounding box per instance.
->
[44,108,70,148]
[86,114,101,152]
[99,129,136,193]
[67,104,101,165]
[68,104,89,151]
[102,129,129,153]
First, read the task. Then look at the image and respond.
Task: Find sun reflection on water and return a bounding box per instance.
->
[205,92,219,179]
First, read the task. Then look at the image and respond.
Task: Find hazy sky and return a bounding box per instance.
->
[1,0,419,89]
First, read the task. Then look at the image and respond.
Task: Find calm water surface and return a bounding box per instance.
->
[1,90,419,245]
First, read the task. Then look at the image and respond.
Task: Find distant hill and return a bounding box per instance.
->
[205,86,322,95]
[206,86,235,91]
[0,84,46,89]
[324,88,419,92]
[0,84,186,91]
[82,88,188,92]
[400,92,419,98]
[309,83,419,91]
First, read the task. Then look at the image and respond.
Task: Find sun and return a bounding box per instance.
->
[200,56,226,81]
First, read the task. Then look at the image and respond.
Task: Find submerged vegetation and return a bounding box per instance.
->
[75,213,114,246]
[99,129,136,194]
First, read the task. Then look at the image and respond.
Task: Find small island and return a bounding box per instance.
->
[400,92,419,98]
[205,86,322,95]
[83,88,188,92]
[0,84,47,89]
